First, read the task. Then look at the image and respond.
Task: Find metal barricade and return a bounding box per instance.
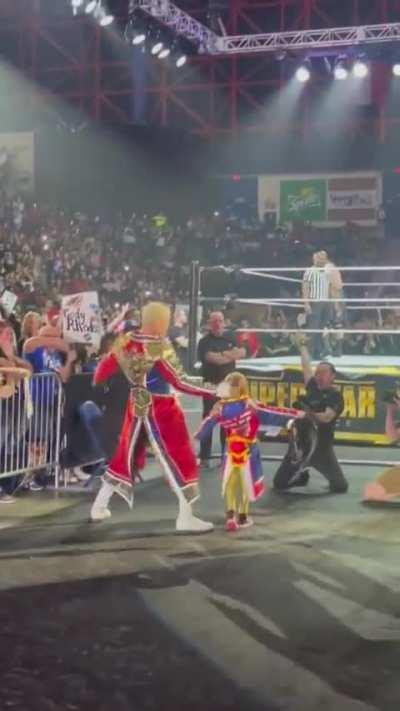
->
[0,372,63,488]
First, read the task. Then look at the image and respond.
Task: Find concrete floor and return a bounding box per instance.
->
[1,433,400,711]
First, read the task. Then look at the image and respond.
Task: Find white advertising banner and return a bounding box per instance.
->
[327,190,377,211]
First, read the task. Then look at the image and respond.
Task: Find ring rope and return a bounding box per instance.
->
[237,300,400,312]
[341,282,400,287]
[240,272,400,288]
[250,273,302,284]
[237,297,400,303]
[238,299,301,309]
[344,305,399,311]
[237,298,400,309]
[236,328,400,335]
[241,266,400,274]
[200,297,400,310]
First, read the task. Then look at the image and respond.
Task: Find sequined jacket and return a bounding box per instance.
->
[94,331,214,400]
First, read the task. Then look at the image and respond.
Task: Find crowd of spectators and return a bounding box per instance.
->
[0,196,389,319]
[0,194,398,353]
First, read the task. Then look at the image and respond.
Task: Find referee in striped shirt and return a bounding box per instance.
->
[302,252,330,359]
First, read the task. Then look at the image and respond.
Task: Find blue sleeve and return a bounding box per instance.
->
[195,415,219,441]
[24,348,42,374]
[256,407,294,429]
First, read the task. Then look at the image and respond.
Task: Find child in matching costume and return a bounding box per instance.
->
[196,372,302,531]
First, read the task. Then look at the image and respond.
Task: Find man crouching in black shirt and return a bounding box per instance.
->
[273,337,348,494]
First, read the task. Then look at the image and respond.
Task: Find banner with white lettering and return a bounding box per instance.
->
[258,171,382,226]
[327,190,377,210]
[239,360,394,445]
[62,292,103,347]
[326,176,379,222]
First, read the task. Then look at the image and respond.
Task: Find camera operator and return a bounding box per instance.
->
[273,337,349,494]
[363,388,400,502]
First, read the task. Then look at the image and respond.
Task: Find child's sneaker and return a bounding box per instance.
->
[225,511,239,532]
[225,518,239,532]
[238,514,254,529]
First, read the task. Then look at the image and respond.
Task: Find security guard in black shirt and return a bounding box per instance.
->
[197,311,248,466]
[273,337,348,494]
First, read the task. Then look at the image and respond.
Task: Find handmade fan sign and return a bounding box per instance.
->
[61,291,103,348]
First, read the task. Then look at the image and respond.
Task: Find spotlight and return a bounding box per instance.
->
[94,1,114,25]
[172,36,192,68]
[176,54,187,68]
[125,16,146,46]
[151,41,163,56]
[71,0,84,15]
[353,60,369,78]
[296,64,310,83]
[86,0,113,25]
[334,60,348,80]
[133,32,146,45]
[158,47,171,59]
[393,63,400,77]
[99,11,114,26]
[85,0,97,13]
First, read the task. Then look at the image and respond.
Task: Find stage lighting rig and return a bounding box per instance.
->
[295,60,311,83]
[84,1,114,25]
[71,0,84,15]
[353,59,369,77]
[334,58,348,80]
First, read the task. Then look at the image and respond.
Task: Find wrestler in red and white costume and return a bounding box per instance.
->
[90,302,215,533]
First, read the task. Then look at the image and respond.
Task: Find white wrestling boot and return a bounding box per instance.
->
[175,497,214,533]
[90,480,114,522]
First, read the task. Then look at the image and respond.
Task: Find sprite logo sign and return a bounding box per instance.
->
[280,179,326,222]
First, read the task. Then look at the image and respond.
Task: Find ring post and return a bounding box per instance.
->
[188,261,200,373]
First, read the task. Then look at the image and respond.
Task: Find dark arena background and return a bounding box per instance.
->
[2,2,400,711]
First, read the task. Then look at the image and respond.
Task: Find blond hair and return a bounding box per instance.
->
[141,302,171,333]
[225,371,249,398]
[21,311,41,340]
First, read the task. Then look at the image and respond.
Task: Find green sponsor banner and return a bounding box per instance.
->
[280,179,327,222]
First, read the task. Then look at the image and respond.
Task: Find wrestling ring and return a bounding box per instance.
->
[188,260,400,484]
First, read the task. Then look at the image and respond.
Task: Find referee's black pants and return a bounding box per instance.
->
[273,441,348,493]
[308,302,331,359]
[199,396,226,463]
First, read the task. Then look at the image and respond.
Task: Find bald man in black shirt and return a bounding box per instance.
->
[273,339,348,494]
[197,311,248,467]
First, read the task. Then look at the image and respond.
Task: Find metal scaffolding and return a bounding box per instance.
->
[1,0,400,138]
[133,2,400,56]
[219,22,400,54]
[133,0,219,51]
